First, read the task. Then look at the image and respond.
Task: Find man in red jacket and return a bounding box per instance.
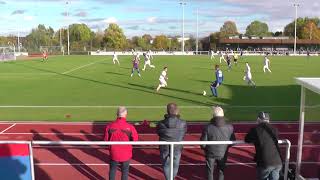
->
[104,106,138,180]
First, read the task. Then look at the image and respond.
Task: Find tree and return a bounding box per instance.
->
[153,35,169,50]
[103,23,127,50]
[25,24,58,51]
[185,36,196,51]
[92,29,104,50]
[284,17,320,38]
[69,24,92,42]
[219,21,238,38]
[245,21,270,37]
[273,31,283,37]
[301,21,320,40]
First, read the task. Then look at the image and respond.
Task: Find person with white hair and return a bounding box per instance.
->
[104,106,139,180]
[201,106,235,180]
[245,112,282,180]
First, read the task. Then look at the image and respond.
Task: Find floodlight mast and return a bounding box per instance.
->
[66,1,70,55]
[293,3,299,55]
[180,1,186,54]
[196,8,199,55]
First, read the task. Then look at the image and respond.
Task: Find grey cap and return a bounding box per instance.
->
[257,112,270,122]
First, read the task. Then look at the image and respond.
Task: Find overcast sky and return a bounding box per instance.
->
[0,0,319,37]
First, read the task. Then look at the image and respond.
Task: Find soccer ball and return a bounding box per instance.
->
[203,91,207,96]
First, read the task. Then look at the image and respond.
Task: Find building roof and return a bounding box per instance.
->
[219,39,320,45]
[296,78,320,95]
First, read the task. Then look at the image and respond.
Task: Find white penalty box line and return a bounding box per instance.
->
[62,59,107,75]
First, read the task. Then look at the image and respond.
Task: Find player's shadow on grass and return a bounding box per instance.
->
[15,63,212,106]
[104,71,128,77]
[31,129,105,180]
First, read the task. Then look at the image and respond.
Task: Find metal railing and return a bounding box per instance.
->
[32,139,291,180]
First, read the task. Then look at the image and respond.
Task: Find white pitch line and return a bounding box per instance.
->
[62,60,106,74]
[0,105,305,108]
[0,123,16,134]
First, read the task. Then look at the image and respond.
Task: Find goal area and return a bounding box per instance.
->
[0,46,16,62]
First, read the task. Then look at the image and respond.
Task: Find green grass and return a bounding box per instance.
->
[0,55,319,122]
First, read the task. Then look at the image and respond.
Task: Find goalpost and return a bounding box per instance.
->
[295,78,320,180]
[40,46,64,55]
[0,46,16,62]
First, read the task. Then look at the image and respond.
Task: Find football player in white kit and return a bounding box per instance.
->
[156,67,168,92]
[243,62,256,87]
[142,52,155,71]
[219,52,226,63]
[210,50,215,60]
[112,51,120,65]
[263,56,272,73]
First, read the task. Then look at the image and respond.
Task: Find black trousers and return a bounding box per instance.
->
[109,160,130,180]
[206,157,226,180]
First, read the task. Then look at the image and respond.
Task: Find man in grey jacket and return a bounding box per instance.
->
[157,103,187,180]
[201,106,235,180]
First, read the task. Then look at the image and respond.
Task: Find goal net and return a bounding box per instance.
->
[0,46,16,62]
[40,46,64,55]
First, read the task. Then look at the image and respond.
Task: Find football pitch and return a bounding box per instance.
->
[0,55,319,122]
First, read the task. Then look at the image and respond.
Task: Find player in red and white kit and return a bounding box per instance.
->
[42,51,48,61]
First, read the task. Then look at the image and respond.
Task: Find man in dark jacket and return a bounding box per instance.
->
[245,112,282,180]
[157,103,187,180]
[201,106,235,180]
[104,106,139,180]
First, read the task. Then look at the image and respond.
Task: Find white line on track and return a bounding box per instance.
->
[0,121,318,125]
[34,161,319,166]
[0,123,16,134]
[31,144,320,149]
[1,131,309,135]
[62,59,106,74]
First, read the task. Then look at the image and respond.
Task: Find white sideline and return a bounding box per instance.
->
[62,59,106,74]
[0,123,16,134]
[0,105,303,108]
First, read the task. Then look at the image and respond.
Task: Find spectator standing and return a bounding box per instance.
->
[200,106,235,180]
[157,103,187,180]
[104,107,138,180]
[245,112,283,180]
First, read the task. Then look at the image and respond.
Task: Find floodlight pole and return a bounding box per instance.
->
[180,1,186,54]
[196,8,199,55]
[17,30,20,53]
[294,3,299,55]
[66,1,70,55]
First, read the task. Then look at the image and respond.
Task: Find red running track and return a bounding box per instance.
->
[0,122,319,180]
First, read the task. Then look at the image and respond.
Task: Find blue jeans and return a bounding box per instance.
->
[160,148,182,180]
[257,165,282,180]
[109,160,130,180]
